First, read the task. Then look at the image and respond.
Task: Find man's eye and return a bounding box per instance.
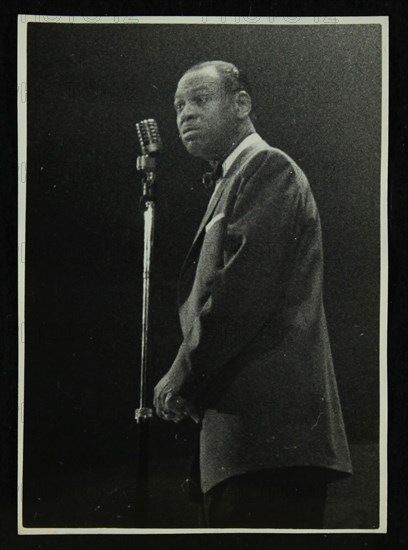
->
[195,95,208,105]
[174,102,184,112]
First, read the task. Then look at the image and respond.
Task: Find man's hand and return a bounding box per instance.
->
[153,373,200,424]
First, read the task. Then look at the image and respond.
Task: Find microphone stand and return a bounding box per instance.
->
[134,153,156,527]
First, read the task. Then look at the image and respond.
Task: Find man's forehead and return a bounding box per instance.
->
[175,67,222,96]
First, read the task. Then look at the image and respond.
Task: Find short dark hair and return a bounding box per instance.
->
[183,60,257,120]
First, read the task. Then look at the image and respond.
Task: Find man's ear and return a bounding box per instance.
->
[235,90,252,119]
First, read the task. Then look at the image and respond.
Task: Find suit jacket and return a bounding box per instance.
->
[166,139,353,493]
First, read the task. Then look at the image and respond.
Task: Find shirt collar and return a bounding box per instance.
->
[222,132,263,176]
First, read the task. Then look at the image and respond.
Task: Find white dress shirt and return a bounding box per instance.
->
[210,132,264,200]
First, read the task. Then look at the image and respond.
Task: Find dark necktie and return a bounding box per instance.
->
[201,162,223,189]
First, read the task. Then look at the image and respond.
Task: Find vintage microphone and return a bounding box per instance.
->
[134,118,162,526]
[135,118,162,423]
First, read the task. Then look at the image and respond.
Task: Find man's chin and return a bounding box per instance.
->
[183,140,212,160]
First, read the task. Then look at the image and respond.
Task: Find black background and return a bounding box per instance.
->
[1,1,407,549]
[25,20,381,442]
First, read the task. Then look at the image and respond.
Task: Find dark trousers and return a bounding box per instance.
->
[198,467,329,528]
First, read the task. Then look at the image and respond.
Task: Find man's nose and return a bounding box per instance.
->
[179,102,197,124]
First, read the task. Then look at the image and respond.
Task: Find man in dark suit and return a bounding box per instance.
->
[154,60,352,528]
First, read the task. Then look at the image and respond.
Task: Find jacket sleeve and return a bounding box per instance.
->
[166,149,308,403]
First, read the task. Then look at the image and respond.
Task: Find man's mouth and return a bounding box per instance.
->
[182,127,200,139]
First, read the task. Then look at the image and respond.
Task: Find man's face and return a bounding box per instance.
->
[174,66,239,161]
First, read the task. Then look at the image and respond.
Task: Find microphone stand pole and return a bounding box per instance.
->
[134,154,156,527]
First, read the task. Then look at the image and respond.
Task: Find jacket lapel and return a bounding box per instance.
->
[177,180,227,297]
[179,140,268,282]
[191,180,227,246]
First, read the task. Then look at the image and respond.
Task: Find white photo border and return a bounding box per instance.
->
[17,14,389,535]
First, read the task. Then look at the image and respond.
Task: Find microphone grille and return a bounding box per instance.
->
[136,119,162,156]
